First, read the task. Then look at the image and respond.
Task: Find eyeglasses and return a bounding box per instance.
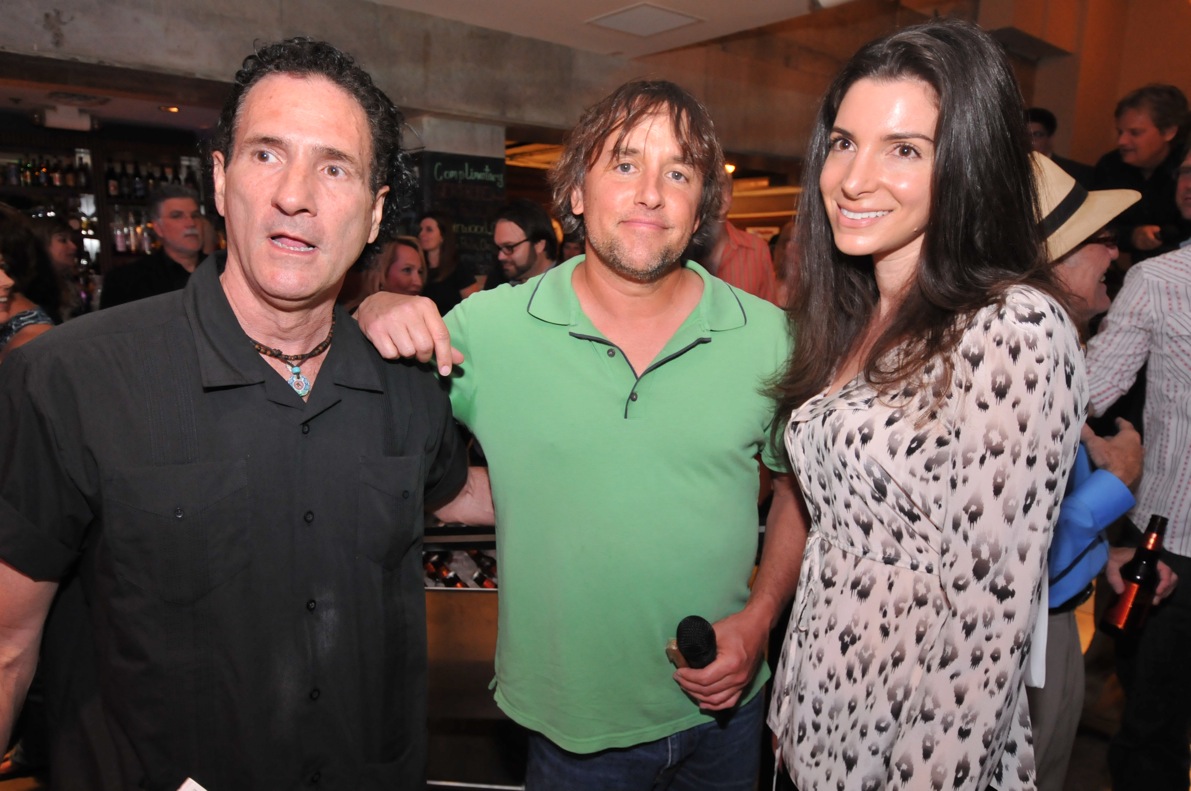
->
[1078,231,1118,250]
[495,238,530,256]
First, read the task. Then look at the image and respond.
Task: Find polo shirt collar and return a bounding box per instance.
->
[525,256,748,333]
[185,253,384,393]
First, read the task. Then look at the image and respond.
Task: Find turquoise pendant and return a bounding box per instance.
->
[287,365,311,397]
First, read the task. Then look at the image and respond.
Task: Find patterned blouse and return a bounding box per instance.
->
[0,306,54,355]
[768,286,1087,791]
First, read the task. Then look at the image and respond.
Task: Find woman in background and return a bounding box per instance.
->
[382,235,427,296]
[0,217,60,363]
[417,210,478,313]
[767,20,1086,790]
[30,215,84,319]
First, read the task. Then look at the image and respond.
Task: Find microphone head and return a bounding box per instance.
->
[675,615,717,669]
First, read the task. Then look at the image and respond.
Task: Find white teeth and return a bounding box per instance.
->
[840,208,890,220]
[272,237,315,252]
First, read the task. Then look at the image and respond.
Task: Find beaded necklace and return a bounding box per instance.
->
[249,317,334,397]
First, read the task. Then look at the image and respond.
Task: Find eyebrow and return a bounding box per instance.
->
[831,126,936,145]
[609,143,694,167]
[243,134,362,168]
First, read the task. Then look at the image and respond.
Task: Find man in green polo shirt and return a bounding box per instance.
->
[361,80,805,790]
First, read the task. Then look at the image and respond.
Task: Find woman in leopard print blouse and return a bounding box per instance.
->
[768,20,1087,791]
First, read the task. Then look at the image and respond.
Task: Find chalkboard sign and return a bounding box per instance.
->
[416,152,506,280]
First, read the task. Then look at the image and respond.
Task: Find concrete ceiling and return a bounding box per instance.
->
[371,0,816,58]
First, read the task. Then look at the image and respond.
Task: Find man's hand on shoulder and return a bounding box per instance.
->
[672,607,768,711]
[355,292,463,375]
[1081,418,1143,491]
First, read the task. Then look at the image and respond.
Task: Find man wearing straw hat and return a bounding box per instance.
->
[1028,152,1177,790]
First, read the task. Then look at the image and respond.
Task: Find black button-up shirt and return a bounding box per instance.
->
[100,248,195,309]
[0,255,467,790]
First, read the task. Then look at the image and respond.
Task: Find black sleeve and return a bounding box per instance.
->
[0,350,91,581]
[99,264,139,310]
[423,386,469,511]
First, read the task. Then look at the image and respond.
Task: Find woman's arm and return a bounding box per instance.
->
[906,291,1088,789]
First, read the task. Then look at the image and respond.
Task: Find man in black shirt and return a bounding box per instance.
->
[100,184,204,308]
[1092,84,1190,265]
[0,39,470,790]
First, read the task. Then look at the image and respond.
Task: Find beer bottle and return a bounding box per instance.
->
[1101,514,1168,638]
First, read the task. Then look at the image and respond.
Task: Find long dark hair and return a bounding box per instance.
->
[772,19,1063,430]
[0,217,62,323]
[419,210,458,282]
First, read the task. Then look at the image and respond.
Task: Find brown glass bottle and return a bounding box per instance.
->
[1101,514,1168,639]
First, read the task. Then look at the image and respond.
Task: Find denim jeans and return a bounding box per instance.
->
[524,693,763,791]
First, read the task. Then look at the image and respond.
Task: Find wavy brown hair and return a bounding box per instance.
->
[549,80,724,249]
[771,19,1066,435]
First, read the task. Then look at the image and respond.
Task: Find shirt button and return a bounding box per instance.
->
[302,424,310,435]
[306,599,317,611]
[174,507,184,519]
[402,490,411,499]
[310,771,321,784]
[304,511,314,524]
[309,688,320,700]
[606,348,615,357]
[629,392,638,402]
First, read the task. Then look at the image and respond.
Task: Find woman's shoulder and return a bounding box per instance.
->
[968,284,1073,336]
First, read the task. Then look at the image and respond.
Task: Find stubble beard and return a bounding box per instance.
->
[586,230,684,284]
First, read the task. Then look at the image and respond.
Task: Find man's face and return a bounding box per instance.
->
[1177,151,1191,222]
[1116,107,1176,172]
[154,198,204,262]
[1028,122,1053,156]
[212,73,386,309]
[1055,230,1117,329]
[570,111,702,283]
[494,219,544,283]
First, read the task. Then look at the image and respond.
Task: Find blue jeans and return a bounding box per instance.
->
[524,693,763,791]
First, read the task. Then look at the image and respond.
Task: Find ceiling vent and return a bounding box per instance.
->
[588,3,701,37]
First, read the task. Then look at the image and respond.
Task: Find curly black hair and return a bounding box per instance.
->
[209,37,413,250]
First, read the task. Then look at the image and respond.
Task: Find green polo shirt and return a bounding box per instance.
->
[444,257,791,753]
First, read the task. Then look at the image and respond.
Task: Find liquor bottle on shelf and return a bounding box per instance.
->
[62,158,76,189]
[75,155,91,192]
[4,159,17,187]
[1101,514,1168,639]
[132,162,146,200]
[182,165,199,191]
[112,219,128,253]
[106,162,120,198]
[471,570,497,589]
[20,157,34,187]
[119,161,132,198]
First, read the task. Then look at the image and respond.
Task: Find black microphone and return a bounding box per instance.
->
[675,615,717,669]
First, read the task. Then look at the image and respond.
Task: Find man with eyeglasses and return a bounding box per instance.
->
[1027,107,1093,187]
[493,198,557,285]
[1087,144,1191,791]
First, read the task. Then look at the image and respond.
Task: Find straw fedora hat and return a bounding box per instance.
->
[1033,152,1139,263]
